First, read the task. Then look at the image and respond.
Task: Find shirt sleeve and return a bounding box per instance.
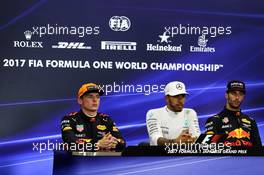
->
[61,116,78,143]
[187,109,201,138]
[205,115,221,134]
[146,110,163,145]
[250,120,262,147]
[107,117,126,150]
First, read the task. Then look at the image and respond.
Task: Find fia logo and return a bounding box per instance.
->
[109,16,131,31]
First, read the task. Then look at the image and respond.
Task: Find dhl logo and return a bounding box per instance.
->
[227,128,250,139]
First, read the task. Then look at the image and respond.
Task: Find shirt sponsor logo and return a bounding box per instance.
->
[61,120,70,124]
[227,128,250,139]
[76,125,84,132]
[176,83,183,90]
[113,126,119,132]
[221,124,232,129]
[97,125,107,131]
[241,118,251,124]
[75,134,86,137]
[63,126,72,131]
[222,117,229,124]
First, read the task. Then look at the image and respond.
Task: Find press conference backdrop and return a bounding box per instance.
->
[0,0,264,174]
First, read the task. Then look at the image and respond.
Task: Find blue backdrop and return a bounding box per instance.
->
[0,0,264,174]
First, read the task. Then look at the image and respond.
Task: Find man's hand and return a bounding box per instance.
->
[97,133,119,150]
[175,129,197,143]
[157,130,197,146]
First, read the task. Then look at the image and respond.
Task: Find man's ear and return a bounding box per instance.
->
[77,97,82,105]
[165,95,169,103]
[225,92,228,100]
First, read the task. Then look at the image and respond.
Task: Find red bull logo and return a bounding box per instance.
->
[227,128,250,139]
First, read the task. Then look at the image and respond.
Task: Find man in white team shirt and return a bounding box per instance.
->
[146,81,201,146]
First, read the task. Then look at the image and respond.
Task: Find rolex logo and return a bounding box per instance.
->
[24,30,32,40]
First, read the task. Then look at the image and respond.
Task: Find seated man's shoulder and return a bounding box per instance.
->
[206,114,221,124]
[63,111,79,119]
[97,112,113,122]
[183,108,197,115]
[146,107,164,117]
[61,111,79,131]
[68,111,78,116]
[151,106,166,112]
[241,112,256,124]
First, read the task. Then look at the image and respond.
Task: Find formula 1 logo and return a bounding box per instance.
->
[198,134,224,144]
[109,16,131,31]
[52,42,92,49]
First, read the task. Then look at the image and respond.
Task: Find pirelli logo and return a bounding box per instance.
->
[101,41,137,51]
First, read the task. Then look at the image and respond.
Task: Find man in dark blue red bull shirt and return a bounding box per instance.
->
[61,83,126,151]
[205,80,262,147]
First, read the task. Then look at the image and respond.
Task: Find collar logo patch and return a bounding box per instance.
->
[222,117,229,124]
